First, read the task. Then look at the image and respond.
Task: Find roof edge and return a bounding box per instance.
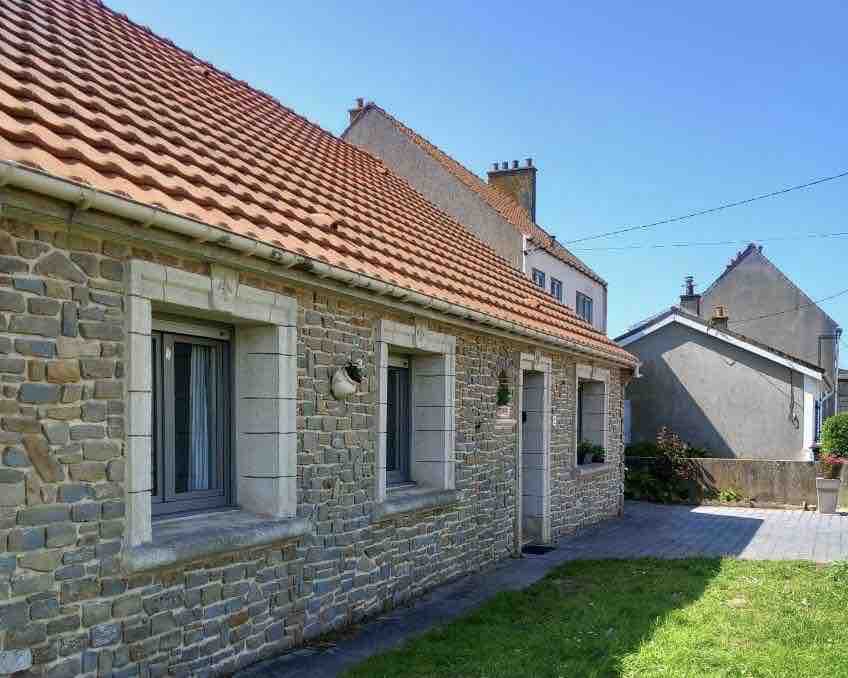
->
[0,160,637,368]
[616,306,824,378]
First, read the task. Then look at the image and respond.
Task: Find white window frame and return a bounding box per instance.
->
[574,363,609,467]
[550,277,563,302]
[576,291,593,323]
[374,319,456,502]
[125,260,297,547]
[532,268,546,289]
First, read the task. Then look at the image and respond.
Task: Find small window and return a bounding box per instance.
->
[532,268,546,288]
[576,292,593,323]
[151,330,231,516]
[386,358,411,485]
[550,278,562,302]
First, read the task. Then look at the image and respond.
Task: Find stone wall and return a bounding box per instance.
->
[0,212,626,677]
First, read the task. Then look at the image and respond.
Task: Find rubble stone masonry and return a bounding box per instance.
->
[0,204,625,677]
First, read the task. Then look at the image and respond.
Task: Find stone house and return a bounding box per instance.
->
[0,2,636,677]
[342,101,609,332]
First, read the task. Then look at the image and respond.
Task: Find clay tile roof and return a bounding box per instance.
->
[0,0,633,366]
[352,103,606,286]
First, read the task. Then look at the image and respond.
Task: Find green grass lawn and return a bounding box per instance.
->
[343,559,848,678]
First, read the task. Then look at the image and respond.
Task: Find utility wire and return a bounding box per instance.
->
[728,287,848,326]
[564,169,848,245]
[571,231,848,252]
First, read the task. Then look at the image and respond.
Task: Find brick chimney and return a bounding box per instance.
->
[710,305,729,330]
[487,158,537,221]
[348,97,365,124]
[679,276,701,316]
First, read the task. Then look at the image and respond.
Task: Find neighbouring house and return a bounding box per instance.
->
[342,100,609,332]
[676,243,841,416]
[618,306,826,461]
[0,2,637,676]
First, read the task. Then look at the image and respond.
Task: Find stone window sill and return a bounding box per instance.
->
[373,487,460,521]
[123,510,310,574]
[578,462,612,479]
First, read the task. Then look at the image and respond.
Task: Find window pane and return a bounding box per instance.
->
[386,366,410,482]
[173,342,215,493]
[151,334,159,498]
[532,269,545,288]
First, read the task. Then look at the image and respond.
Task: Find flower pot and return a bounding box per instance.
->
[816,477,841,514]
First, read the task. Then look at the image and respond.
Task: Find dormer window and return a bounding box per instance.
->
[532,268,545,288]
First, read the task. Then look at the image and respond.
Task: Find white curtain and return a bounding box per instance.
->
[188,345,211,491]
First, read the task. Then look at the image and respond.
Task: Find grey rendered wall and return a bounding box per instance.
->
[343,109,524,269]
[625,322,807,460]
[700,250,839,396]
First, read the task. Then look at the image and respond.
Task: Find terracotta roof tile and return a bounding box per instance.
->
[0,0,633,365]
[351,103,606,285]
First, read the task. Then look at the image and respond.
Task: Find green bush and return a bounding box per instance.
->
[625,441,662,457]
[577,441,605,464]
[821,413,848,456]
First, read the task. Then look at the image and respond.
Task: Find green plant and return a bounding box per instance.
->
[577,441,605,464]
[718,487,745,503]
[820,455,846,480]
[624,441,662,457]
[624,468,692,503]
[820,412,848,456]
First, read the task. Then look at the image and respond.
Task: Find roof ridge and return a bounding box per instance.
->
[0,0,634,364]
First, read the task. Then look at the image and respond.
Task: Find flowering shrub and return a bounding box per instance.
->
[820,455,847,480]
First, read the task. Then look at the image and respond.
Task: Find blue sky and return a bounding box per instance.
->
[110,1,848,350]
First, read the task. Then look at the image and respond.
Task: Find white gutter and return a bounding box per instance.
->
[0,160,634,368]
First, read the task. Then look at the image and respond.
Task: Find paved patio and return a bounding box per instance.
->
[236,501,848,678]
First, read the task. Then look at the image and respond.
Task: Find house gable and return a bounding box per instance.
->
[699,245,840,374]
[342,107,525,268]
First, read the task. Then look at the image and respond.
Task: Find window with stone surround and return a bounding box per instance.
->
[575,364,609,469]
[150,324,231,516]
[374,319,456,503]
[125,260,297,547]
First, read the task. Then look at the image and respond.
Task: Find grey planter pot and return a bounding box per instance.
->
[816,477,841,514]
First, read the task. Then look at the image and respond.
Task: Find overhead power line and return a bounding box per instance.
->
[728,287,848,326]
[564,169,848,245]
[571,231,848,252]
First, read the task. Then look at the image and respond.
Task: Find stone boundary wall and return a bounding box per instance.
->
[627,456,821,506]
[0,202,626,678]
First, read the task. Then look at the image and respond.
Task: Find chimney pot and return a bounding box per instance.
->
[679,275,700,316]
[356,97,364,108]
[487,155,538,221]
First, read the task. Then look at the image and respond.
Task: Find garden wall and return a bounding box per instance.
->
[627,457,820,506]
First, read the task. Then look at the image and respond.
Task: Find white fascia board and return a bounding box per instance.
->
[617,313,824,381]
